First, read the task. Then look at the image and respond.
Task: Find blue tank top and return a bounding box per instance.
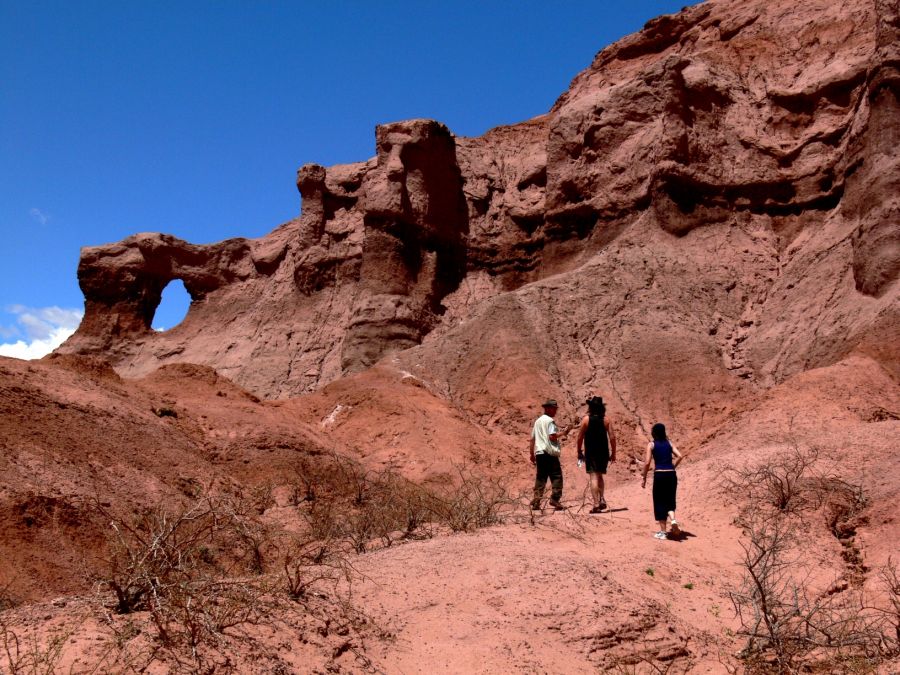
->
[652,440,675,471]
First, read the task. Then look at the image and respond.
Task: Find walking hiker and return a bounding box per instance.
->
[529,399,565,510]
[641,422,683,539]
[576,395,617,513]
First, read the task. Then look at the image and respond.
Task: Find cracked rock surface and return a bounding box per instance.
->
[58,0,898,406]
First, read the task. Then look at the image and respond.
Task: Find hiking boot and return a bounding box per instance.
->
[549,499,566,510]
[529,499,542,510]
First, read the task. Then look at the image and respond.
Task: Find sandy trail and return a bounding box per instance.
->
[351,465,745,673]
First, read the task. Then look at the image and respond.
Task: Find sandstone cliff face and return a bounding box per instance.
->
[59,0,899,419]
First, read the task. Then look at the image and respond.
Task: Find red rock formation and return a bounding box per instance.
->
[58,0,899,415]
[10,2,900,669]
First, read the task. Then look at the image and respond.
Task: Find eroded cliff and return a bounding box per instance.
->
[58,0,899,409]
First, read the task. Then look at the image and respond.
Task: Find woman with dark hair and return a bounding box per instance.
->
[576,395,617,513]
[641,423,683,539]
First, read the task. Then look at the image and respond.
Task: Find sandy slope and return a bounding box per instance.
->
[1,351,897,672]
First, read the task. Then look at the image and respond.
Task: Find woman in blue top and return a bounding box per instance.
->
[641,423,683,540]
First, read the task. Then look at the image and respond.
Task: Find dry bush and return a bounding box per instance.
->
[296,455,519,554]
[383,474,439,541]
[147,576,274,671]
[608,652,695,675]
[726,453,894,673]
[90,491,283,673]
[95,492,277,613]
[96,497,225,615]
[878,558,900,649]
[730,515,893,673]
[0,619,69,675]
[215,491,276,574]
[427,466,519,533]
[300,468,429,554]
[720,445,825,516]
[280,536,350,602]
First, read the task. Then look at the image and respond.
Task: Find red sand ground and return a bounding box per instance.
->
[0,351,897,672]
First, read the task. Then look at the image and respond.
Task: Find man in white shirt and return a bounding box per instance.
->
[529,399,565,510]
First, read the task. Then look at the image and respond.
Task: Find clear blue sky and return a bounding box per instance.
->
[1,1,696,356]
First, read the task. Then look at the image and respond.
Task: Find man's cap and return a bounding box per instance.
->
[542,399,558,407]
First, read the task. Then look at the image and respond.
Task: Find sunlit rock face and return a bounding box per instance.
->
[341,120,468,373]
[59,0,898,404]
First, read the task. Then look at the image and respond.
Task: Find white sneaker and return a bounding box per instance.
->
[670,520,681,536]
[654,531,667,540]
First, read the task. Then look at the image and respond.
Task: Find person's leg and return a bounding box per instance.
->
[597,452,609,508]
[668,474,680,533]
[597,472,606,508]
[532,454,549,507]
[652,473,669,537]
[589,472,600,508]
[548,456,563,505]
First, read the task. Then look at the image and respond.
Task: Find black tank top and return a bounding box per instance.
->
[584,414,609,455]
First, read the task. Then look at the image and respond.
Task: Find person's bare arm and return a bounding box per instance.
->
[606,418,617,462]
[576,416,588,458]
[672,444,683,468]
[641,442,653,488]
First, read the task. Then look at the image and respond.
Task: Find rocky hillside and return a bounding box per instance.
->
[58,0,898,409]
[3,0,899,671]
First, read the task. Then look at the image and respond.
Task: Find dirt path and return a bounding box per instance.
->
[351,468,745,673]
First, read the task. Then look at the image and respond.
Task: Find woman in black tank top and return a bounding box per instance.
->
[576,396,617,513]
[641,423,683,540]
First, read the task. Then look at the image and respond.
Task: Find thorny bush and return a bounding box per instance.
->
[296,454,520,553]
[723,445,898,672]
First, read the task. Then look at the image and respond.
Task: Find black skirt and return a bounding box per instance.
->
[652,471,677,521]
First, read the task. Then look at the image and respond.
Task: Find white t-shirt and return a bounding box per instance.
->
[532,414,561,456]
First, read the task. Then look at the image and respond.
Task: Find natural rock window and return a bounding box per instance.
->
[151,279,191,332]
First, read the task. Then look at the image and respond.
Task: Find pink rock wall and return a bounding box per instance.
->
[59,0,899,404]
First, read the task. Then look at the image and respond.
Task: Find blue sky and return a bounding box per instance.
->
[1,1,696,358]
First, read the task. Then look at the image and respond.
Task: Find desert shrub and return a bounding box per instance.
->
[427,466,518,533]
[720,445,824,516]
[0,619,69,675]
[300,464,431,553]
[280,536,349,602]
[96,497,226,615]
[878,558,900,650]
[296,456,518,553]
[90,493,293,671]
[146,576,273,665]
[725,447,895,672]
[730,511,894,673]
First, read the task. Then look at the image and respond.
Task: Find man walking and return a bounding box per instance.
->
[529,399,565,510]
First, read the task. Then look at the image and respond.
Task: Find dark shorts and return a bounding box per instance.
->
[652,471,677,521]
[585,449,609,474]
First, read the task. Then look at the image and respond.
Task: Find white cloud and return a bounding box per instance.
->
[29,208,49,225]
[0,305,83,360]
